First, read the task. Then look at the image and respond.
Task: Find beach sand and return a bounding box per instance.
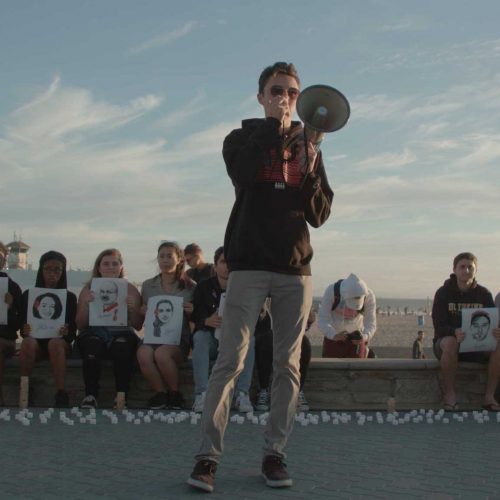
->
[308,313,434,359]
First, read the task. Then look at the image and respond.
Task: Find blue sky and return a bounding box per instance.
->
[1,0,500,298]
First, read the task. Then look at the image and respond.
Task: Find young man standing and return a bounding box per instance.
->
[412,330,426,359]
[432,252,500,411]
[187,61,333,492]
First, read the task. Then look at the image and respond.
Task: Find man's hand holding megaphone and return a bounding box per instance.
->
[286,125,318,175]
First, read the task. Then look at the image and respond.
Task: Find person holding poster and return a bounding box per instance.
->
[19,251,77,407]
[76,249,143,409]
[190,247,255,414]
[0,242,23,406]
[137,241,195,410]
[432,252,500,411]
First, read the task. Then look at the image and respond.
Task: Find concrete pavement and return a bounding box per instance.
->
[1,408,500,499]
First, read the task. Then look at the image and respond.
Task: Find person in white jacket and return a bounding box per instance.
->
[318,273,376,358]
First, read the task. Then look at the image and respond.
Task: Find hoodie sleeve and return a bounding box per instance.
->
[361,289,377,342]
[300,152,334,228]
[223,118,282,188]
[432,286,455,339]
[65,291,78,343]
[317,283,338,340]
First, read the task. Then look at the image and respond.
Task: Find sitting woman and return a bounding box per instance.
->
[0,242,23,406]
[137,241,195,410]
[76,248,143,409]
[19,251,77,407]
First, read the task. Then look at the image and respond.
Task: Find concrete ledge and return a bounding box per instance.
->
[1,357,494,411]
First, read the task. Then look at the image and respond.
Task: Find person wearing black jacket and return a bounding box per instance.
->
[19,251,77,407]
[190,247,254,413]
[189,61,333,493]
[432,252,500,411]
[0,242,23,406]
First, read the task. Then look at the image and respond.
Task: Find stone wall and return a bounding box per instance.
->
[2,357,493,411]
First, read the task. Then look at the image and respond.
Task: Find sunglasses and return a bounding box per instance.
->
[270,86,300,99]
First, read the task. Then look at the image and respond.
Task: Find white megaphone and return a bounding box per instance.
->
[283,84,350,152]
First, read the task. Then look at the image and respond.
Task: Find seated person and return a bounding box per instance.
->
[76,248,143,409]
[0,242,23,406]
[432,252,500,411]
[191,247,254,413]
[137,241,195,410]
[254,302,312,411]
[318,273,376,358]
[19,251,77,407]
[184,243,215,284]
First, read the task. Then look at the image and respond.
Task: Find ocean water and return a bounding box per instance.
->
[312,296,432,314]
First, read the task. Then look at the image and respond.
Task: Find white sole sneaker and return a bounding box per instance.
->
[261,473,293,488]
[186,476,214,492]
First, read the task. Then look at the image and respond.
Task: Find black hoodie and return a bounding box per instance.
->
[222,117,333,275]
[0,271,23,341]
[432,274,494,341]
[21,251,77,343]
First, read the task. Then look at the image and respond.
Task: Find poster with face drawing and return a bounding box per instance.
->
[143,295,184,345]
[460,308,499,353]
[28,287,67,339]
[214,292,226,341]
[89,278,128,327]
[0,278,9,325]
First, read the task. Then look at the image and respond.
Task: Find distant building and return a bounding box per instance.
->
[6,236,31,270]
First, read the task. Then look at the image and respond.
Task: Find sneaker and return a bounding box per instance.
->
[261,455,293,488]
[187,459,218,492]
[297,390,309,412]
[54,390,69,408]
[192,392,206,413]
[80,395,97,409]
[234,391,253,413]
[255,388,270,411]
[169,390,185,410]
[148,392,168,410]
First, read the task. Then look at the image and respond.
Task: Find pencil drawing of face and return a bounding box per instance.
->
[155,300,174,325]
[470,312,490,341]
[99,281,118,306]
[33,293,63,320]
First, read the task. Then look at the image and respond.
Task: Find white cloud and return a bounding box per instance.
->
[155,91,207,130]
[356,149,416,170]
[129,20,198,55]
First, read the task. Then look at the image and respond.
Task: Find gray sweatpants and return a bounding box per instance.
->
[195,270,312,462]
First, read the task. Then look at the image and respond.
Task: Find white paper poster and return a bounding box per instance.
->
[143,295,184,345]
[28,287,67,339]
[460,307,499,353]
[0,278,9,325]
[214,292,226,341]
[89,278,128,327]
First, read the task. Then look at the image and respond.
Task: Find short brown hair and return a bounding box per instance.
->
[258,62,300,94]
[184,243,202,256]
[214,246,224,265]
[453,252,477,269]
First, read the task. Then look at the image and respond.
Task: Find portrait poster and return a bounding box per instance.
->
[143,295,184,345]
[460,307,499,353]
[214,292,226,341]
[28,287,67,339]
[89,278,128,327]
[0,278,8,325]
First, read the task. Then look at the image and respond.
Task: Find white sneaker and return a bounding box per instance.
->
[80,395,97,409]
[192,392,206,413]
[255,389,270,411]
[297,390,309,412]
[234,392,253,413]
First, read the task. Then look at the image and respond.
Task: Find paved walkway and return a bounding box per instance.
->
[1,408,500,499]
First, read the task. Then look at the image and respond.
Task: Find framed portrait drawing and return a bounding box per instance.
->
[460,307,499,353]
[0,277,9,325]
[143,295,184,345]
[28,287,67,339]
[89,278,128,327]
